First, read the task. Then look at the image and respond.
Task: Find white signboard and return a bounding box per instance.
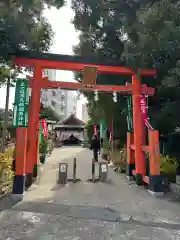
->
[60,164,67,172]
[57,131,84,141]
[101,164,107,172]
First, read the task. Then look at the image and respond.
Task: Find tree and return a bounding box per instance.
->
[0,0,65,63]
[72,0,180,146]
[130,0,180,135]
[40,106,62,122]
[0,66,19,150]
[72,0,137,141]
[0,0,65,150]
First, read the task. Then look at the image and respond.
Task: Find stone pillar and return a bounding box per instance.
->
[58,163,68,184]
[99,160,108,182]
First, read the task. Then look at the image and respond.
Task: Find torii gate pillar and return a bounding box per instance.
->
[132,74,146,185]
[25,66,42,186]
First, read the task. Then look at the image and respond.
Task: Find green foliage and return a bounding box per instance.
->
[72,0,180,153]
[47,139,54,153]
[40,106,62,121]
[0,0,65,140]
[160,155,177,182]
[107,147,126,172]
[101,152,108,161]
[0,147,14,194]
[0,66,19,87]
[85,119,93,141]
[0,0,65,64]
[72,0,137,141]
[102,139,111,151]
[39,137,48,154]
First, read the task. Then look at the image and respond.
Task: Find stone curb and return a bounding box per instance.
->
[12,199,180,228]
[98,207,180,226]
[124,212,180,226]
[0,192,19,211]
[27,159,47,191]
[169,183,180,200]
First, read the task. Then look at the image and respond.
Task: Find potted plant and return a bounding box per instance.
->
[39,138,47,164]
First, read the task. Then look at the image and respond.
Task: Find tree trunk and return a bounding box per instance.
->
[2,77,11,152]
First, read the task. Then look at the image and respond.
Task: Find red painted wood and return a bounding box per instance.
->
[28,80,155,95]
[14,57,156,76]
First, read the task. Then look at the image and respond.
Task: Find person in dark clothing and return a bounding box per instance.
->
[90,134,100,162]
[100,138,103,148]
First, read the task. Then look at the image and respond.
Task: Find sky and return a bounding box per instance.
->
[1,0,86,119]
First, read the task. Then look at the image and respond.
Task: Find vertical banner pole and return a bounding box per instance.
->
[111,118,114,163]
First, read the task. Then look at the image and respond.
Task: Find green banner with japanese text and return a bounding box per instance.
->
[12,79,29,128]
[127,96,133,132]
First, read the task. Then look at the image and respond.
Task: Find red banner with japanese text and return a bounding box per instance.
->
[93,125,97,135]
[140,95,147,124]
[41,119,48,138]
[140,95,153,130]
[109,119,113,143]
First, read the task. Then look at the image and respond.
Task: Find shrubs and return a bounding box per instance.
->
[113,147,126,173]
[101,149,110,162]
[39,138,48,154]
[111,148,178,181]
[0,147,14,195]
[47,138,54,154]
[101,139,111,162]
[160,154,177,183]
[101,138,126,172]
[102,141,177,183]
[39,138,48,164]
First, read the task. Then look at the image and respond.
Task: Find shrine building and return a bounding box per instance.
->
[54,114,85,145]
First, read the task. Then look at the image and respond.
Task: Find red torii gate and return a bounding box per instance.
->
[11,50,162,200]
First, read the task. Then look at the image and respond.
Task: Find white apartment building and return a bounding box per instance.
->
[65,91,77,117]
[40,69,77,119]
[43,69,56,81]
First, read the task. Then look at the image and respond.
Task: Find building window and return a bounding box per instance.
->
[51,100,56,107]
[41,90,48,101]
[43,69,48,76]
[52,90,56,96]
[61,91,65,97]
[61,95,65,101]
[60,106,65,112]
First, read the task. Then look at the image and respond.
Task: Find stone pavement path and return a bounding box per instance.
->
[1,147,180,239]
